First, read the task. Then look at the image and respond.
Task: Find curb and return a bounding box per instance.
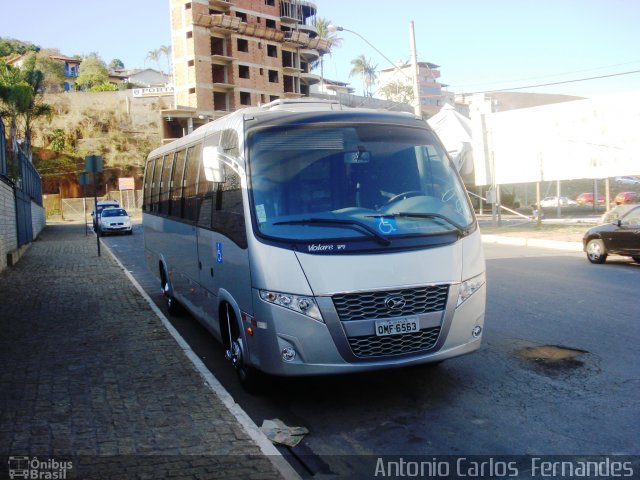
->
[482,234,583,252]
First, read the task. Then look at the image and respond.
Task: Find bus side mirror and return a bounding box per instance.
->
[203,145,226,183]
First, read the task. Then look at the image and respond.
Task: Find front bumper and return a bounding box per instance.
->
[244,283,486,376]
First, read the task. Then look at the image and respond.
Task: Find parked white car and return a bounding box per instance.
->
[540,196,578,208]
[98,208,132,235]
[614,176,640,185]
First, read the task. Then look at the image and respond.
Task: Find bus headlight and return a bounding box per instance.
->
[259,290,324,322]
[457,272,486,307]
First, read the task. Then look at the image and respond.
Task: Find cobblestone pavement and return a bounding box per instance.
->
[0,224,287,479]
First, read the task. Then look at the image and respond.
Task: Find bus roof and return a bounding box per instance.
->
[147,100,422,159]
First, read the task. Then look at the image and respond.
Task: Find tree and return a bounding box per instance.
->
[108,58,124,72]
[0,63,31,156]
[379,80,414,104]
[76,53,109,90]
[21,68,52,160]
[311,18,342,83]
[349,54,377,97]
[0,37,39,58]
[49,128,66,152]
[146,49,161,72]
[159,45,171,75]
[22,50,65,93]
[0,62,51,162]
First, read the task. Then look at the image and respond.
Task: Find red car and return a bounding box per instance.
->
[614,191,639,205]
[576,192,605,206]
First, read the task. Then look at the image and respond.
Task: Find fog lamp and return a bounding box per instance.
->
[472,326,482,338]
[282,347,296,362]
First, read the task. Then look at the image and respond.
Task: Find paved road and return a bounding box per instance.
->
[104,225,640,478]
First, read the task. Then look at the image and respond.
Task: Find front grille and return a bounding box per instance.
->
[348,327,441,358]
[332,285,449,321]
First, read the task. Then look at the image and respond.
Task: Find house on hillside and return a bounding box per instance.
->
[6,53,81,91]
[109,68,170,88]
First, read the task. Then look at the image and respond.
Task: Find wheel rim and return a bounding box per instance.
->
[587,241,601,260]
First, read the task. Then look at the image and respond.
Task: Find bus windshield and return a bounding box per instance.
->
[247,123,474,244]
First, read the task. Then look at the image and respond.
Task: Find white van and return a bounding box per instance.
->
[143,100,486,390]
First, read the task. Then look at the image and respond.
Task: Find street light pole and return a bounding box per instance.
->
[328,23,422,118]
[408,21,422,118]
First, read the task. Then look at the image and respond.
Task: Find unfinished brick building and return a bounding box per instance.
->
[166,0,329,139]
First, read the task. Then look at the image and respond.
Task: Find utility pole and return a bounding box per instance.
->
[409,21,422,118]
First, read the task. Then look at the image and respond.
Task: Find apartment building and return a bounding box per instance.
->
[378,61,451,118]
[166,0,329,138]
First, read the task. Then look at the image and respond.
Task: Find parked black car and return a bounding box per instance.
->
[583,205,640,264]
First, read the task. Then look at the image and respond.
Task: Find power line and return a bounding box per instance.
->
[452,60,640,90]
[460,69,640,95]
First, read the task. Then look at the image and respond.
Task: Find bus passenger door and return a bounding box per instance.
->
[196,166,252,341]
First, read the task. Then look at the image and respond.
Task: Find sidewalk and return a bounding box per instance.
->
[0,224,294,479]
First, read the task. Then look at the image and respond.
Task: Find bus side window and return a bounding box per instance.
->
[143,157,155,212]
[151,156,164,213]
[170,149,187,218]
[159,153,175,215]
[211,165,247,248]
[183,143,203,223]
[196,159,215,229]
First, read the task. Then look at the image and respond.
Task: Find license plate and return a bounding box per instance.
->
[375,317,419,337]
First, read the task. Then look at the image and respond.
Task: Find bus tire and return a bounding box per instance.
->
[161,268,181,316]
[222,304,263,394]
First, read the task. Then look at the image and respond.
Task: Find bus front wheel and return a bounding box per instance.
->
[222,304,263,393]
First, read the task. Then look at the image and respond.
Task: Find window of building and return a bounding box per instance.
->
[236,12,247,22]
[265,0,275,6]
[267,44,277,58]
[266,19,276,28]
[240,91,251,105]
[239,65,250,79]
[211,37,225,56]
[214,92,228,111]
[268,70,278,83]
[237,38,249,52]
[212,64,227,83]
[270,95,279,102]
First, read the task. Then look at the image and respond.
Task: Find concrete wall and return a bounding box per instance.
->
[0,180,18,272]
[32,201,46,238]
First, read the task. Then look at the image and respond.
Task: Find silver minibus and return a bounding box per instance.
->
[143,99,485,390]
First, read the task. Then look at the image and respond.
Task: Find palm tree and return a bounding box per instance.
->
[0,63,51,163]
[349,55,377,97]
[312,17,342,84]
[21,69,51,161]
[146,49,162,72]
[0,63,32,158]
[159,45,172,76]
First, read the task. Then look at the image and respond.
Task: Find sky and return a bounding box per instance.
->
[3,0,640,98]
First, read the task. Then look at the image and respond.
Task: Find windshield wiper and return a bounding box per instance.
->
[272,218,391,246]
[374,212,468,236]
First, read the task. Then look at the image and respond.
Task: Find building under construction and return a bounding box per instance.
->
[166,0,330,140]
